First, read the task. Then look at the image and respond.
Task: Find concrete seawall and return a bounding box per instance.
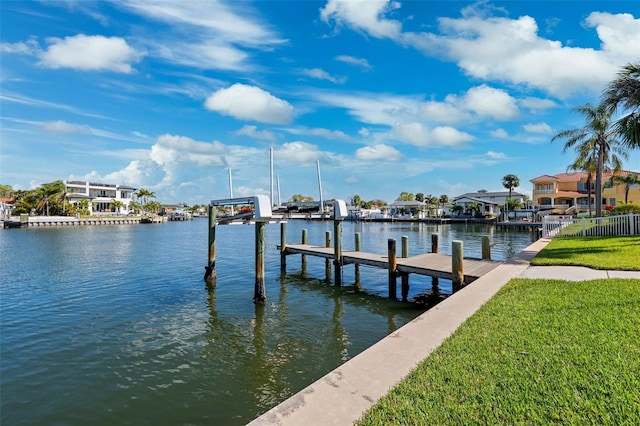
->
[3,215,166,227]
[249,237,552,426]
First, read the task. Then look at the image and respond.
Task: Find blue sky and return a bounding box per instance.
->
[1,0,639,205]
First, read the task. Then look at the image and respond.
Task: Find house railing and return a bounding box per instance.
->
[542,214,640,238]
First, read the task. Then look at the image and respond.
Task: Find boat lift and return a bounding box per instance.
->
[205,196,347,304]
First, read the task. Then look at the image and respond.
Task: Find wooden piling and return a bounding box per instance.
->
[452,240,464,291]
[388,238,397,300]
[401,236,409,301]
[333,220,342,286]
[301,229,308,269]
[431,234,439,253]
[354,232,361,281]
[280,222,287,270]
[481,235,491,260]
[254,222,266,304]
[325,231,331,281]
[204,205,217,285]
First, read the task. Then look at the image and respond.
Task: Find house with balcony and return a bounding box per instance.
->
[64,180,137,215]
[530,170,640,214]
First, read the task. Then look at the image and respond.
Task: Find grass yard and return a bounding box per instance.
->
[530,235,640,270]
[357,278,640,425]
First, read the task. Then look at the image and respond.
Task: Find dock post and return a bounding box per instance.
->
[388,239,397,300]
[325,231,332,281]
[401,236,409,301]
[204,205,217,285]
[481,235,491,260]
[254,222,267,304]
[431,234,439,253]
[354,232,361,281]
[280,222,287,271]
[452,240,464,291]
[334,220,342,286]
[301,229,308,270]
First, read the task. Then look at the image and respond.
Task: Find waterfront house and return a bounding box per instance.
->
[450,191,526,218]
[388,200,428,219]
[530,170,640,213]
[65,180,136,215]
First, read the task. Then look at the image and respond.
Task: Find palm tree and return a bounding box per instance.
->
[552,103,627,217]
[567,153,598,217]
[111,199,124,215]
[602,62,640,150]
[609,172,640,204]
[502,174,520,200]
[451,204,464,217]
[37,180,67,216]
[439,194,449,217]
[135,188,155,211]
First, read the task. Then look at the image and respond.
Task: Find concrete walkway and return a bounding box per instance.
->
[248,238,640,426]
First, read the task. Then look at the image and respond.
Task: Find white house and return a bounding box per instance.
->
[450,191,526,218]
[65,180,136,215]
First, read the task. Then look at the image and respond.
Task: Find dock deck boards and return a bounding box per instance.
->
[283,244,502,283]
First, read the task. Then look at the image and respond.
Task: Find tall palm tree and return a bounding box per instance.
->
[552,103,627,217]
[602,62,640,150]
[502,174,520,200]
[609,173,640,204]
[567,153,598,217]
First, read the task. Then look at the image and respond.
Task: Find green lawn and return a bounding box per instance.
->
[531,235,640,270]
[357,278,640,425]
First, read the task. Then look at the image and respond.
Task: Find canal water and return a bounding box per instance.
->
[0,220,536,425]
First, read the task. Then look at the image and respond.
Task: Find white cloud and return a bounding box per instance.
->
[204,83,294,124]
[358,128,370,137]
[41,120,93,134]
[39,34,141,73]
[454,85,519,120]
[485,151,507,160]
[523,122,553,134]
[114,1,286,71]
[234,125,276,141]
[150,134,226,167]
[393,122,473,147]
[355,144,401,160]
[402,12,640,98]
[420,100,470,124]
[491,128,509,139]
[584,12,640,60]
[518,97,557,111]
[302,68,347,84]
[286,127,351,140]
[320,0,402,39]
[276,141,323,164]
[334,55,372,70]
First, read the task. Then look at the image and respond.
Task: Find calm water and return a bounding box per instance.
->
[0,220,536,425]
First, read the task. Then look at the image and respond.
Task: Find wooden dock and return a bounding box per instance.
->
[282,243,502,285]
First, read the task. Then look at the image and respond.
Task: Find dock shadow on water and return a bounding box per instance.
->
[0,219,535,425]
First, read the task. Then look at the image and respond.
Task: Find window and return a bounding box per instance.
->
[609,198,616,206]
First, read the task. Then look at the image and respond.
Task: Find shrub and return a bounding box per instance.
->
[612,203,640,214]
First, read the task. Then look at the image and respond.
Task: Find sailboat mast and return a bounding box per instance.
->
[316,160,324,214]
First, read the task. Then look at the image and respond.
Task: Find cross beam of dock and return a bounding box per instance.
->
[282,243,502,285]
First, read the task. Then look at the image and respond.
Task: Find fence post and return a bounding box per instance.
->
[630,214,636,235]
[401,236,409,301]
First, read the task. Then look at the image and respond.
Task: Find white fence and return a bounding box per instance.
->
[542,214,640,238]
